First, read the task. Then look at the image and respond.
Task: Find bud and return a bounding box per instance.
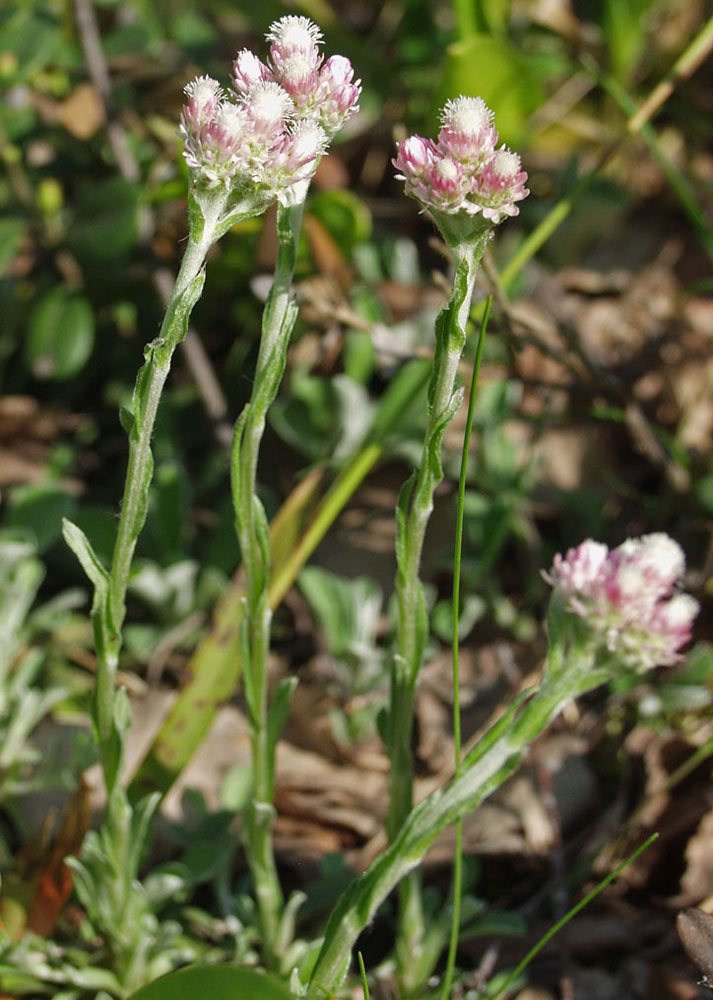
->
[315,55,361,134]
[232,49,273,95]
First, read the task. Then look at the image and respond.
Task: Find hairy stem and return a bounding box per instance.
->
[94,187,228,791]
[231,199,305,966]
[308,646,598,999]
[387,226,490,989]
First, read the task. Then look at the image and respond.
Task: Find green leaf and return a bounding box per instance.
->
[6,483,76,552]
[308,189,372,253]
[160,269,206,355]
[62,518,109,593]
[68,178,141,263]
[395,472,416,576]
[128,964,294,1000]
[0,6,65,84]
[603,0,658,82]
[267,676,297,763]
[26,287,95,380]
[0,217,26,276]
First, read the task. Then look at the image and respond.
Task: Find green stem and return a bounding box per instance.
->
[94,186,228,791]
[231,198,305,966]
[440,296,490,1000]
[388,226,490,991]
[308,651,593,999]
[488,833,658,999]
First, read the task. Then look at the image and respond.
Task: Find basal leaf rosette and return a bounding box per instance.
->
[393,96,529,245]
[545,534,699,678]
[181,16,360,213]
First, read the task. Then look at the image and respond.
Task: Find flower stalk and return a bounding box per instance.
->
[387,96,528,991]
[386,225,490,987]
[230,197,305,965]
[224,16,360,967]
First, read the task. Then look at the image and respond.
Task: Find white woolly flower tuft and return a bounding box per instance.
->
[267,15,323,53]
[184,75,223,105]
[245,81,294,133]
[440,96,494,136]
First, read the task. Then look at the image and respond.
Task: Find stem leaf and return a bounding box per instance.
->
[267,676,297,768]
[62,517,109,593]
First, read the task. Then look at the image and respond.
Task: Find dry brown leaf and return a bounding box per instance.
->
[56,83,105,139]
[680,807,713,903]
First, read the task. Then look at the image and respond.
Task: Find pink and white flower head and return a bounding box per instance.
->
[264,121,329,205]
[394,136,469,215]
[470,147,529,223]
[438,97,497,171]
[232,49,273,95]
[182,76,223,129]
[182,17,359,200]
[394,94,529,228]
[314,55,361,135]
[546,534,699,669]
[180,81,249,186]
[243,81,293,140]
[268,15,323,64]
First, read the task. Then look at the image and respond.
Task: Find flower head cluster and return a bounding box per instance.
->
[546,534,699,670]
[180,17,360,201]
[393,97,529,224]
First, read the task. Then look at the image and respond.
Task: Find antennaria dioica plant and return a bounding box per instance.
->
[61,17,359,993]
[48,15,702,1000]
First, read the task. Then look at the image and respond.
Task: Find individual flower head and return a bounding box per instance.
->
[263,120,329,205]
[546,534,699,670]
[180,79,249,186]
[469,147,530,223]
[313,54,361,135]
[232,49,274,95]
[268,15,323,62]
[267,16,323,103]
[393,94,529,230]
[438,96,497,171]
[243,81,294,140]
[182,75,223,128]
